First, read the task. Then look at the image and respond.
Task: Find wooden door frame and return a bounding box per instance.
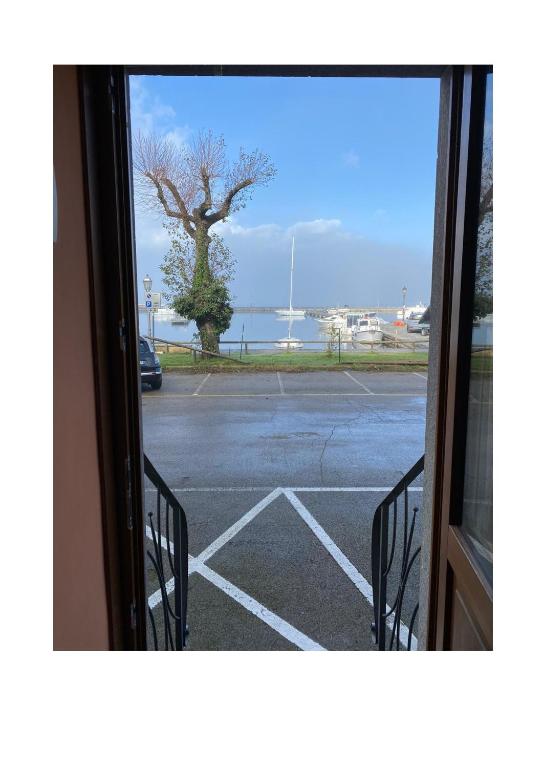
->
[79,65,147,650]
[424,65,492,649]
[78,63,483,650]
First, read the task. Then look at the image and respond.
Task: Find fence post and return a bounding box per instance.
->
[173,509,184,650]
[377,505,389,650]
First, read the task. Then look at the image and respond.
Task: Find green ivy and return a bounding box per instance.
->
[172,279,233,336]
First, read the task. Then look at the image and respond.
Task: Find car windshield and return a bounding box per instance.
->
[139,339,150,354]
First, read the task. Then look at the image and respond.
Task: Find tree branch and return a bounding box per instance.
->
[206,179,253,224]
[197,171,213,216]
[151,175,195,237]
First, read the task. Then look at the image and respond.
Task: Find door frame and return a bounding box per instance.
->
[79,65,147,650]
[424,65,493,649]
[79,63,487,650]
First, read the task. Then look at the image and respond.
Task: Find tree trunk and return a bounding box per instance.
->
[197,318,219,355]
[193,224,220,354]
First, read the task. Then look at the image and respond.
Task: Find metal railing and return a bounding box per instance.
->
[371,455,424,650]
[144,454,189,650]
[149,337,430,356]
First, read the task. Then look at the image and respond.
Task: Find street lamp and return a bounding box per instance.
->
[402,285,407,322]
[143,274,153,338]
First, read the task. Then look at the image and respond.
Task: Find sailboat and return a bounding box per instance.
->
[275,237,304,349]
[275,237,305,317]
[275,315,304,350]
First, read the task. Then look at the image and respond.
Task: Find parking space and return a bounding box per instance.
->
[279,371,366,395]
[143,370,427,650]
[345,370,428,395]
[201,371,282,396]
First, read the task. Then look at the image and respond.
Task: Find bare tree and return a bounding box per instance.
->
[134,130,276,352]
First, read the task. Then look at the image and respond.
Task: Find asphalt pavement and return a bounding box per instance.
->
[142,370,427,651]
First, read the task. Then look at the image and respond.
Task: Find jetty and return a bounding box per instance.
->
[233,306,405,317]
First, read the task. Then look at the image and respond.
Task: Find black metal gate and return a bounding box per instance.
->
[371,456,424,650]
[144,454,189,650]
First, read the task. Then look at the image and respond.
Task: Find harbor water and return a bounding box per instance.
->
[138,310,401,352]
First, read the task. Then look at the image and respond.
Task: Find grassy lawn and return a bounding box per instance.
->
[158,350,428,372]
[470,351,493,374]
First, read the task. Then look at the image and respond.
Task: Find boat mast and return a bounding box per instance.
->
[289,236,295,314]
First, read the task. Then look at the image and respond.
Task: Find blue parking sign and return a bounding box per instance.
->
[145,300,152,308]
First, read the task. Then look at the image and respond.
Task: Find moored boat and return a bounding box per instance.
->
[275,237,305,317]
[351,313,384,344]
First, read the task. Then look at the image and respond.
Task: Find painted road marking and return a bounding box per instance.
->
[192,559,325,651]
[148,577,174,610]
[283,490,374,602]
[411,372,427,380]
[283,490,415,649]
[143,392,427,399]
[148,552,325,650]
[277,371,285,395]
[194,487,283,565]
[343,370,373,394]
[145,488,418,650]
[144,486,423,493]
[192,372,211,395]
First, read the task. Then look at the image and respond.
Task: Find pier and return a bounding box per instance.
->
[233,306,404,317]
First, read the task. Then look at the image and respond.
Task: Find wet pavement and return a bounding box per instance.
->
[142,370,427,651]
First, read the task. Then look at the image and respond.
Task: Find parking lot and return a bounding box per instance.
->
[142,370,427,650]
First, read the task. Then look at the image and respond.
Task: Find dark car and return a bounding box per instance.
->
[139,336,162,389]
[406,307,431,336]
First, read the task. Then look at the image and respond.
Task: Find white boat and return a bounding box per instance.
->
[319,313,365,340]
[275,237,305,318]
[276,309,305,317]
[275,316,303,349]
[396,302,427,320]
[275,336,304,350]
[352,313,384,344]
[153,307,189,324]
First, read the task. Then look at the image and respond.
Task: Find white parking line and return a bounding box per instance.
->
[149,551,325,650]
[343,370,373,394]
[411,372,427,380]
[146,488,418,650]
[148,577,174,610]
[194,487,283,565]
[192,559,325,651]
[144,486,424,493]
[283,490,415,649]
[283,491,374,602]
[192,372,211,395]
[277,371,285,395]
[143,392,426,399]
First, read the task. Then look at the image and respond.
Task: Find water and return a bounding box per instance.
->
[139,310,399,351]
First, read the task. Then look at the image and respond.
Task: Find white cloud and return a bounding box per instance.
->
[133,210,432,308]
[287,218,342,236]
[129,76,190,149]
[214,217,282,239]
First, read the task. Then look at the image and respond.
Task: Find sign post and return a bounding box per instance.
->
[145,292,153,338]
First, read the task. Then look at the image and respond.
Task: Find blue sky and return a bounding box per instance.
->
[130,75,440,307]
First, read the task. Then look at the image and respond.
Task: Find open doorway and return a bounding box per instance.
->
[129,70,440,650]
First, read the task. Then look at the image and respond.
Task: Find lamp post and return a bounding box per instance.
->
[402,285,407,322]
[143,274,153,338]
